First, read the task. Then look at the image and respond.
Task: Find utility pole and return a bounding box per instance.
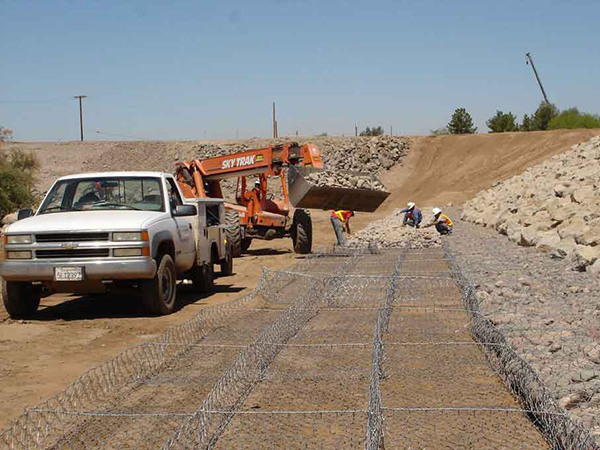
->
[73,95,87,141]
[525,53,549,104]
[355,124,358,137]
[390,125,393,136]
[272,102,278,138]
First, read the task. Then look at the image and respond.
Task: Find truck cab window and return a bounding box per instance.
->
[166,178,183,210]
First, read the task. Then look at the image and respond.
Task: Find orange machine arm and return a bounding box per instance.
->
[175,142,323,198]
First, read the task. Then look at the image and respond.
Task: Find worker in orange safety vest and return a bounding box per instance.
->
[330,210,354,245]
[423,207,453,235]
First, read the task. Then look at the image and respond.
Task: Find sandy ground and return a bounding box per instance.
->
[1,129,598,431]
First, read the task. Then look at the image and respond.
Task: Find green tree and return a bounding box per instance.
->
[520,114,532,131]
[486,110,518,133]
[447,108,477,134]
[548,107,600,130]
[0,149,39,218]
[360,126,383,137]
[532,102,559,131]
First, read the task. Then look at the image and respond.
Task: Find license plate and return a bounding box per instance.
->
[54,267,84,282]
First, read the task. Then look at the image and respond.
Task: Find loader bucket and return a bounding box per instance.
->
[288,166,390,213]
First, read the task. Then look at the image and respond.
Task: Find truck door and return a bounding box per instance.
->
[165,177,195,270]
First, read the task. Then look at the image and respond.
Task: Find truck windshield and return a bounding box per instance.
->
[39,177,164,214]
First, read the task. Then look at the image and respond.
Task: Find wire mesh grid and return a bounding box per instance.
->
[2,245,596,449]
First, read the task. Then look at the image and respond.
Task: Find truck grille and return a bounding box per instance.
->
[35,233,110,243]
[36,249,110,259]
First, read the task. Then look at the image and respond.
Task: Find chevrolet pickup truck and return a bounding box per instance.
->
[0,171,233,318]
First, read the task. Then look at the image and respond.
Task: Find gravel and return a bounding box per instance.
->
[305,170,387,191]
[346,208,442,248]
[447,208,600,439]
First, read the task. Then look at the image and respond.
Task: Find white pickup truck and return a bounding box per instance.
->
[0,171,233,318]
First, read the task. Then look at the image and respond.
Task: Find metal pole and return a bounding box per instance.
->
[525,53,549,104]
[355,124,358,137]
[272,102,277,138]
[74,95,87,141]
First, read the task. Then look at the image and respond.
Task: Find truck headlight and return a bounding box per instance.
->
[114,248,143,257]
[7,251,33,259]
[7,235,33,244]
[113,232,143,242]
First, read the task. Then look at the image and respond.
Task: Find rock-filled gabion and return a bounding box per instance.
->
[305,170,387,191]
[462,135,600,275]
[346,208,442,248]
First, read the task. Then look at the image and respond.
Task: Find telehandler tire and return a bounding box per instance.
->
[1,279,41,319]
[224,209,243,257]
[142,255,177,315]
[291,209,312,254]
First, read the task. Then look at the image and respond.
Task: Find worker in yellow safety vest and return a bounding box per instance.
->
[423,207,453,235]
[330,210,354,245]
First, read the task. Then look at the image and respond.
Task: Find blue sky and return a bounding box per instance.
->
[1,0,599,141]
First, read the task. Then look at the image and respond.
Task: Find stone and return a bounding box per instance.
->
[518,227,539,247]
[584,344,600,364]
[559,393,584,409]
[576,226,600,247]
[536,230,561,252]
[572,245,600,270]
[571,185,596,204]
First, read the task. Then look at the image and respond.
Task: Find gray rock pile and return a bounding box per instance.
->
[305,170,386,191]
[191,135,409,175]
[449,217,600,438]
[462,135,600,274]
[346,208,441,248]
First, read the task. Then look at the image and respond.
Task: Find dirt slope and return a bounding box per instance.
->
[378,129,600,212]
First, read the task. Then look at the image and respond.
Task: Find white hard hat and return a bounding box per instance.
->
[407,202,415,209]
[433,207,442,215]
[254,180,260,186]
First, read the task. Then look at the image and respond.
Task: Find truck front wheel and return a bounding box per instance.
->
[1,280,41,319]
[142,255,177,315]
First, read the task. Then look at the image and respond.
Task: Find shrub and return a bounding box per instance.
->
[486,111,518,133]
[0,149,39,218]
[548,108,600,130]
[447,108,477,134]
[360,126,384,137]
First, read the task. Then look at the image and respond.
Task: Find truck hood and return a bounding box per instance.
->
[6,211,165,234]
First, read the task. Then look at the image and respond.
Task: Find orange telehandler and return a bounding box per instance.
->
[174,142,389,256]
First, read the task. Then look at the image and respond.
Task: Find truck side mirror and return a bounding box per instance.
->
[172,204,197,217]
[17,209,34,220]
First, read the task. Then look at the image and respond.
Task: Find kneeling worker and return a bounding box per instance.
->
[400,202,422,228]
[330,210,354,245]
[424,207,453,235]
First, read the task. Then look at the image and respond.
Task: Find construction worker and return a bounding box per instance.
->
[423,207,453,235]
[330,210,354,245]
[400,202,422,228]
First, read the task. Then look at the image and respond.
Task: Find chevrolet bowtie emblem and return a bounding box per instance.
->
[61,243,79,249]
